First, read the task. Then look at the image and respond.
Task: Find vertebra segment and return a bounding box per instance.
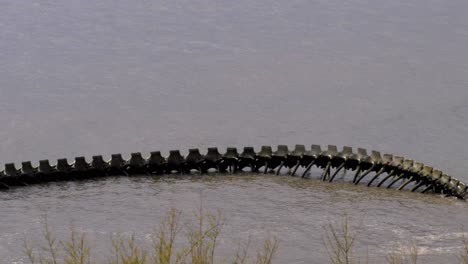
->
[0,145,466,200]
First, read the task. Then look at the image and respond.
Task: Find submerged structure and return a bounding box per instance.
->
[0,144,466,200]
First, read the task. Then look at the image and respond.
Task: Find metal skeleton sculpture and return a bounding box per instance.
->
[0,144,466,200]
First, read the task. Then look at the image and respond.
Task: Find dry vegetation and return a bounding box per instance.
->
[460,233,468,264]
[322,214,467,264]
[322,214,361,264]
[385,242,419,264]
[23,208,277,264]
[23,210,467,264]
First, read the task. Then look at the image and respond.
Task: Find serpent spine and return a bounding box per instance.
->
[0,144,466,200]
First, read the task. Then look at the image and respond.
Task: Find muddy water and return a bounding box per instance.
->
[1,174,467,263]
[1,0,468,263]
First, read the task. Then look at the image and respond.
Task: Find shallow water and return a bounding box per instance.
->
[0,175,468,263]
[1,0,468,263]
[1,174,467,263]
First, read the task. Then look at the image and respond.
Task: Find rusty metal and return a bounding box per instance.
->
[0,144,465,200]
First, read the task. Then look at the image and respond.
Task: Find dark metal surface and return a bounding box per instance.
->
[0,144,466,200]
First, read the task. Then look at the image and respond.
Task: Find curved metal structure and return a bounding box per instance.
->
[0,144,466,200]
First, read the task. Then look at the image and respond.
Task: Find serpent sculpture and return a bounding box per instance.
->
[0,144,466,200]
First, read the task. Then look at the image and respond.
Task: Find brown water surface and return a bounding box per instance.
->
[1,0,468,263]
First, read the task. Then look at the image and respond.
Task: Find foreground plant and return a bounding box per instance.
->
[322,214,363,264]
[23,215,92,264]
[385,242,419,264]
[322,214,422,264]
[23,208,277,264]
[460,232,468,264]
